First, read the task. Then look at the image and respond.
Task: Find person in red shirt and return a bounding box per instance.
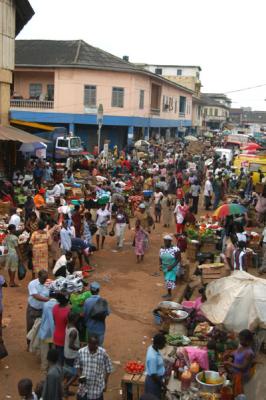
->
[176,185,185,201]
[53,293,70,365]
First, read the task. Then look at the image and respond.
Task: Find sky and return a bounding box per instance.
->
[18,0,266,110]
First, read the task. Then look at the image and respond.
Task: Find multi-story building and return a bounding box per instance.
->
[230,108,266,130]
[10,40,194,150]
[0,0,36,176]
[137,64,202,132]
[201,93,231,130]
[0,0,34,126]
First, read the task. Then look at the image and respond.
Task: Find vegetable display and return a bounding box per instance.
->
[165,334,191,346]
[125,361,145,375]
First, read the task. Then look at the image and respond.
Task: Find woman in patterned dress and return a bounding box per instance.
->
[159,235,181,299]
[30,220,51,278]
[134,219,149,263]
[5,224,22,287]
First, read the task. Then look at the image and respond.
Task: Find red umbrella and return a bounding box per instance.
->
[242,143,262,150]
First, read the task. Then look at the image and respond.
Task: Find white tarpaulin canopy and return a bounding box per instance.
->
[19,142,47,153]
[184,135,198,141]
[201,271,266,332]
[134,140,149,148]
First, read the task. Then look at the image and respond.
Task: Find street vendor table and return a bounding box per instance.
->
[121,373,145,400]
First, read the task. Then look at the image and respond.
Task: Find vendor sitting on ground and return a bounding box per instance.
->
[223,329,255,397]
[53,251,74,278]
[64,170,75,185]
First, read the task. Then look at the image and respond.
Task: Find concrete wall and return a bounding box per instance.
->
[13,67,193,121]
[14,69,54,98]
[144,65,200,77]
[0,0,15,124]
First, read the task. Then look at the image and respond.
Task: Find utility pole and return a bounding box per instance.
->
[97,104,104,155]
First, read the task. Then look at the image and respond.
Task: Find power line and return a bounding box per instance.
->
[225,83,266,94]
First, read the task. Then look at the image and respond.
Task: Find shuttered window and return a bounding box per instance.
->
[84,85,97,108]
[112,87,124,108]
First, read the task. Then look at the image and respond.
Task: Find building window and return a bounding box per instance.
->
[155,68,162,75]
[112,87,124,108]
[214,108,218,116]
[47,84,54,101]
[196,72,200,79]
[179,96,186,115]
[174,99,178,113]
[163,95,169,111]
[29,83,42,99]
[139,90,144,109]
[84,85,97,108]
[177,69,182,76]
[209,108,213,116]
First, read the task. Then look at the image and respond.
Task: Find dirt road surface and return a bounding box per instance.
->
[0,222,180,400]
[0,220,265,400]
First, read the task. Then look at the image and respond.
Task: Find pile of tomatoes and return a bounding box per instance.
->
[125,360,145,375]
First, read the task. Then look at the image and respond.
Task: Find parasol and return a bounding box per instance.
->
[19,142,47,153]
[134,140,149,148]
[242,143,262,151]
[201,271,266,332]
[213,203,247,219]
[184,135,198,142]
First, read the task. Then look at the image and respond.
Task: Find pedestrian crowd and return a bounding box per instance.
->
[0,136,265,400]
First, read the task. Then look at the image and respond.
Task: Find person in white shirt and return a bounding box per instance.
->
[8,208,21,230]
[53,251,73,277]
[204,178,213,210]
[47,183,61,199]
[95,205,111,250]
[58,181,65,196]
[60,220,73,253]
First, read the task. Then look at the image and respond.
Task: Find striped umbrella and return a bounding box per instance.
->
[213,203,247,219]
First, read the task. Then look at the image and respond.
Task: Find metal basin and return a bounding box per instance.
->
[169,309,189,322]
[196,371,225,393]
[157,301,181,310]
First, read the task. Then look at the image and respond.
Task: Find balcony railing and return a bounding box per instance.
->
[10,99,54,109]
[150,107,160,115]
[179,112,185,118]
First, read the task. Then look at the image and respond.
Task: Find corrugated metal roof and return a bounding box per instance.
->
[0,125,48,143]
[15,0,34,36]
[15,40,193,94]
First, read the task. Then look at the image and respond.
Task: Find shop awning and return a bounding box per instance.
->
[0,125,49,143]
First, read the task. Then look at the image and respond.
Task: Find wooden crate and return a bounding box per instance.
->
[186,242,198,261]
[199,262,224,284]
[121,373,145,400]
[200,241,217,253]
[0,201,11,216]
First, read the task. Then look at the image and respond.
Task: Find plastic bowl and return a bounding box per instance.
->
[196,371,225,393]
[181,300,195,310]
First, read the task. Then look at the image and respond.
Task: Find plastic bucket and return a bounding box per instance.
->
[153,311,161,325]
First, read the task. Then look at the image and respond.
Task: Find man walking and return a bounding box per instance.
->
[75,336,112,400]
[83,282,110,346]
[204,177,213,211]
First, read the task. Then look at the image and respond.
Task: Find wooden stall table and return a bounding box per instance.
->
[121,373,145,400]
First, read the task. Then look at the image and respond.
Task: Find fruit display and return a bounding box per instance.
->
[124,360,145,375]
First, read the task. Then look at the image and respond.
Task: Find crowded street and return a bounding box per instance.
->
[1,1,266,400]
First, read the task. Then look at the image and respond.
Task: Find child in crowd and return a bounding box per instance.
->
[18,379,38,400]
